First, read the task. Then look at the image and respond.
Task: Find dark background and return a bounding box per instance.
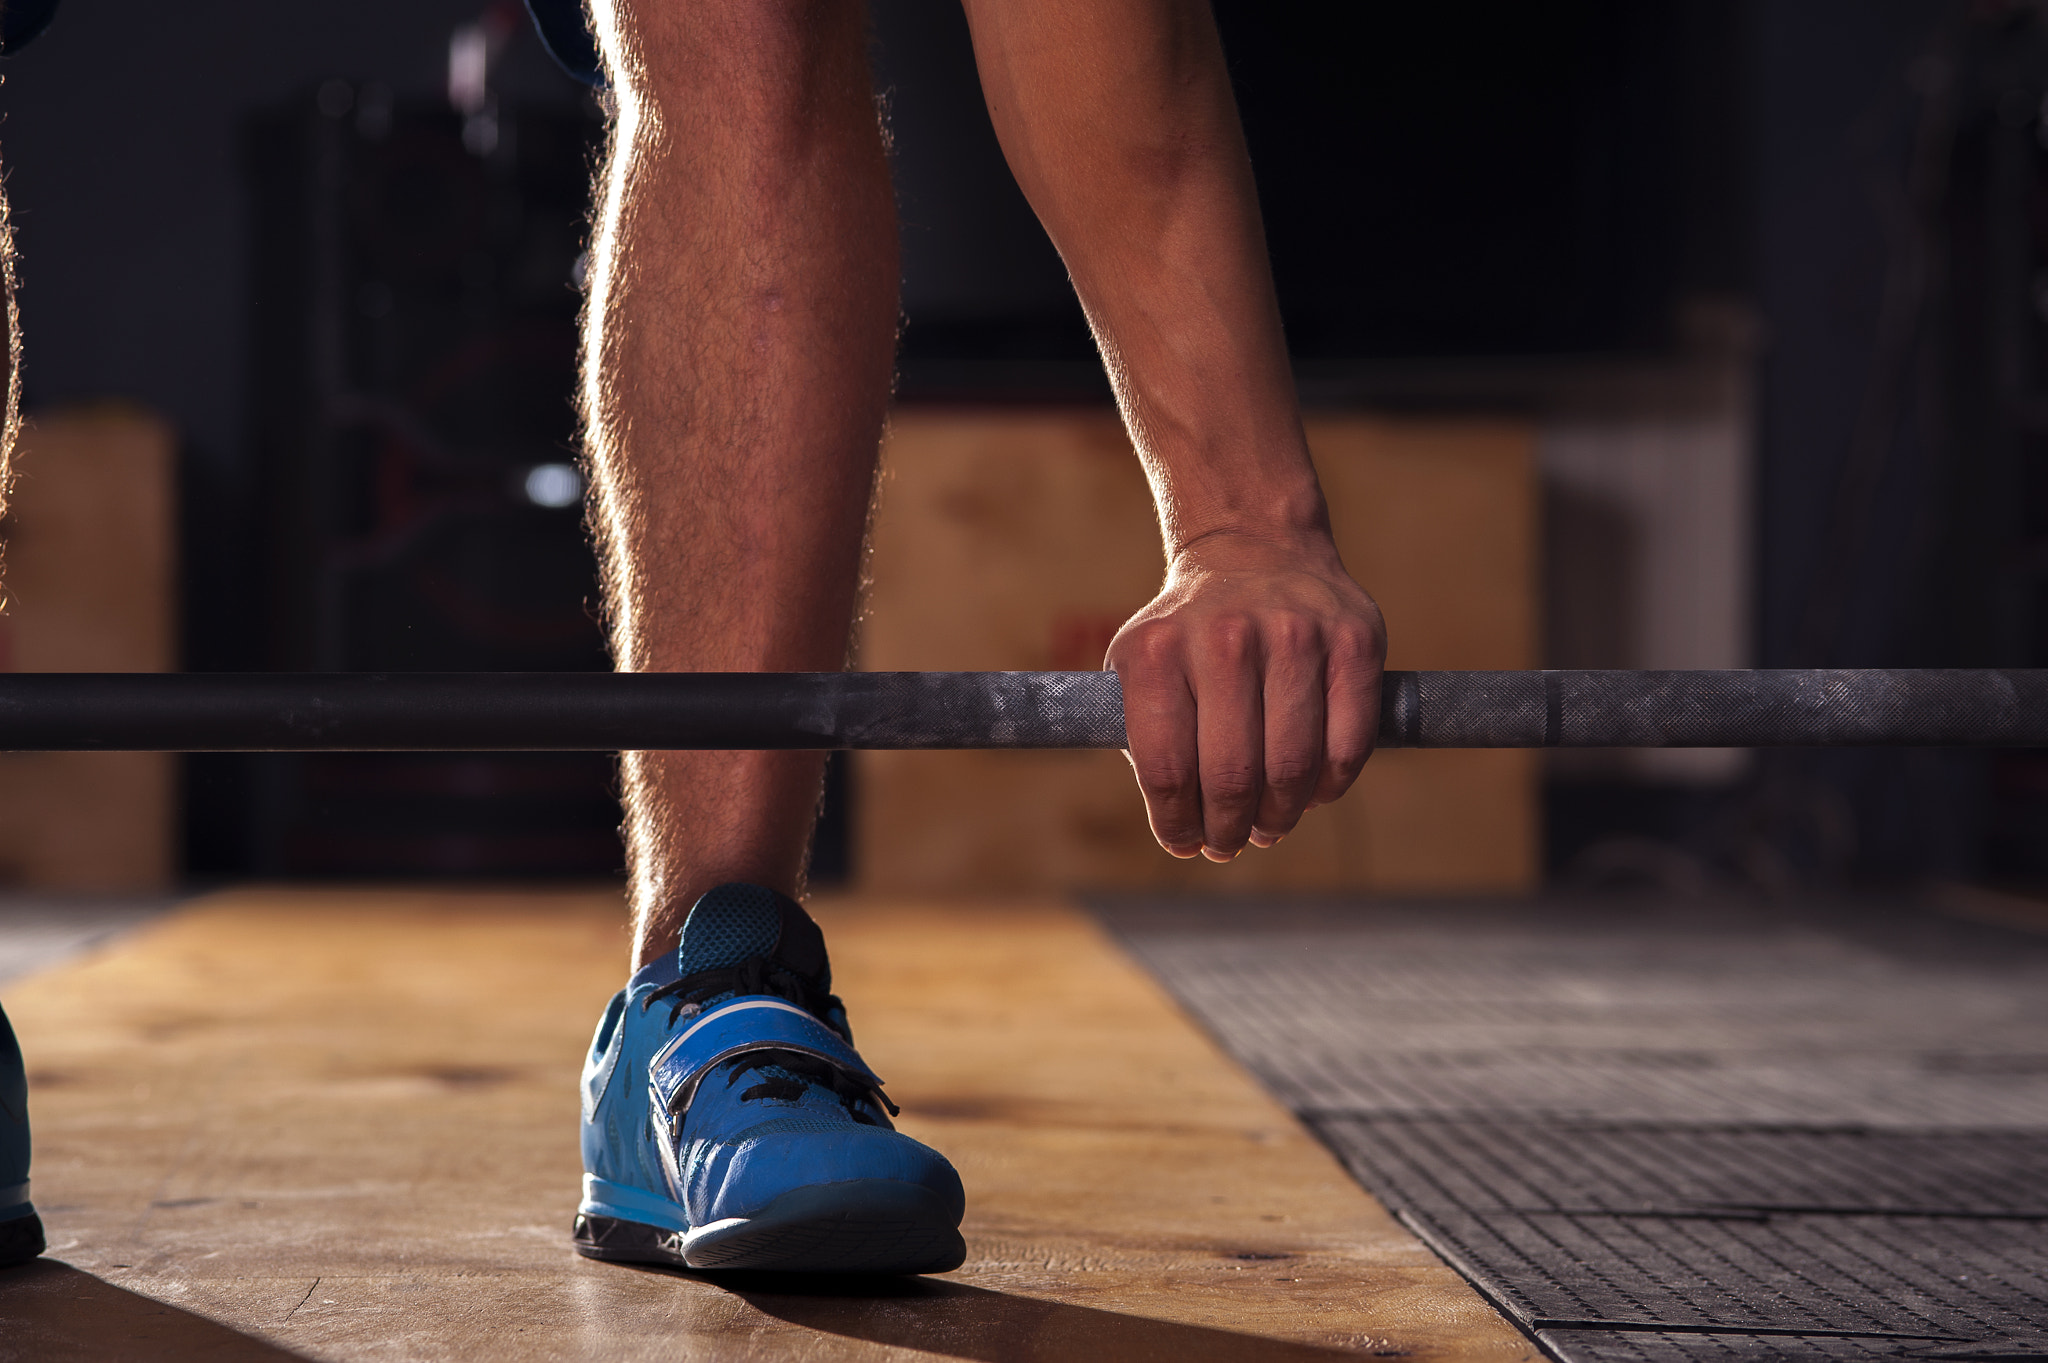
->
[0,0,2037,888]
[885,1,1745,379]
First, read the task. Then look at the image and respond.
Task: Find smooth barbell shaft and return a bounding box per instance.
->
[0,669,2039,752]
[0,672,1126,752]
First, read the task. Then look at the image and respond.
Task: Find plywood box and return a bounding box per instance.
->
[855,408,1538,895]
[0,408,177,890]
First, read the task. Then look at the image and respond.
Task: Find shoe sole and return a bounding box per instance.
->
[574,1179,964,1275]
[0,1211,44,1270]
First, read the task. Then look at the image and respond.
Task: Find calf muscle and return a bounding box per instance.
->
[582,2,896,963]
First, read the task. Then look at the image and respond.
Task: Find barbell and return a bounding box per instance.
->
[0,669,2037,750]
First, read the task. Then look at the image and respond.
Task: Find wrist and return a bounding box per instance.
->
[1165,516,1343,578]
[1161,483,1333,563]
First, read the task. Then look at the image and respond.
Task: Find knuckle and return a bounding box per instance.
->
[1134,759,1197,800]
[1323,746,1370,788]
[1329,618,1383,662]
[1202,765,1261,805]
[1121,621,1182,671]
[1264,754,1320,794]
[1268,612,1318,656]
[1202,614,1256,661]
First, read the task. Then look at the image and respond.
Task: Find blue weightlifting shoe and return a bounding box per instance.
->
[572,883,965,1274]
[0,1000,44,1269]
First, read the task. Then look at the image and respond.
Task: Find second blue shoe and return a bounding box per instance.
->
[1,999,44,1270]
[572,883,965,1274]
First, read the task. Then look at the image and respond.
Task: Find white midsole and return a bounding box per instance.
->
[681,1216,748,1245]
[578,1174,689,1232]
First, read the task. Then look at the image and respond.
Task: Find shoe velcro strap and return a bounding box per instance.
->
[649,996,883,1116]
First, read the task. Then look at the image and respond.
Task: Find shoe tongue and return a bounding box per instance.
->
[676,882,831,990]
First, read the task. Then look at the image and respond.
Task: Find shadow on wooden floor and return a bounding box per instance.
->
[721,1272,1372,1361]
[0,1260,310,1362]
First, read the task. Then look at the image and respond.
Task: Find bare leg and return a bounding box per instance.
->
[0,151,23,520]
[582,1,896,967]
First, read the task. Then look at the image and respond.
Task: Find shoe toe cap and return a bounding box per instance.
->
[688,1122,964,1225]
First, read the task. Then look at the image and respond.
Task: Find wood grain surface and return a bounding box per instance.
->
[0,409,177,890]
[0,888,1536,1361]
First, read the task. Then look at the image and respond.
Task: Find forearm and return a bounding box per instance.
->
[959,0,1326,558]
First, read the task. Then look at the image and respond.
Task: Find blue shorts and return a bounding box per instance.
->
[0,0,599,86]
[0,0,60,55]
[523,0,604,88]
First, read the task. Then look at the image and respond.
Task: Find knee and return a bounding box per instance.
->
[594,0,868,131]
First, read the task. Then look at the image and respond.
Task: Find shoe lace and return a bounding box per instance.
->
[642,955,849,1037]
[640,956,898,1119]
[722,1050,898,1121]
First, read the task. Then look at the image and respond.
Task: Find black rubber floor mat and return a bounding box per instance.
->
[1106,896,2048,1363]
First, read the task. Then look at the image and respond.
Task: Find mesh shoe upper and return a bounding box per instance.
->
[676,883,789,980]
